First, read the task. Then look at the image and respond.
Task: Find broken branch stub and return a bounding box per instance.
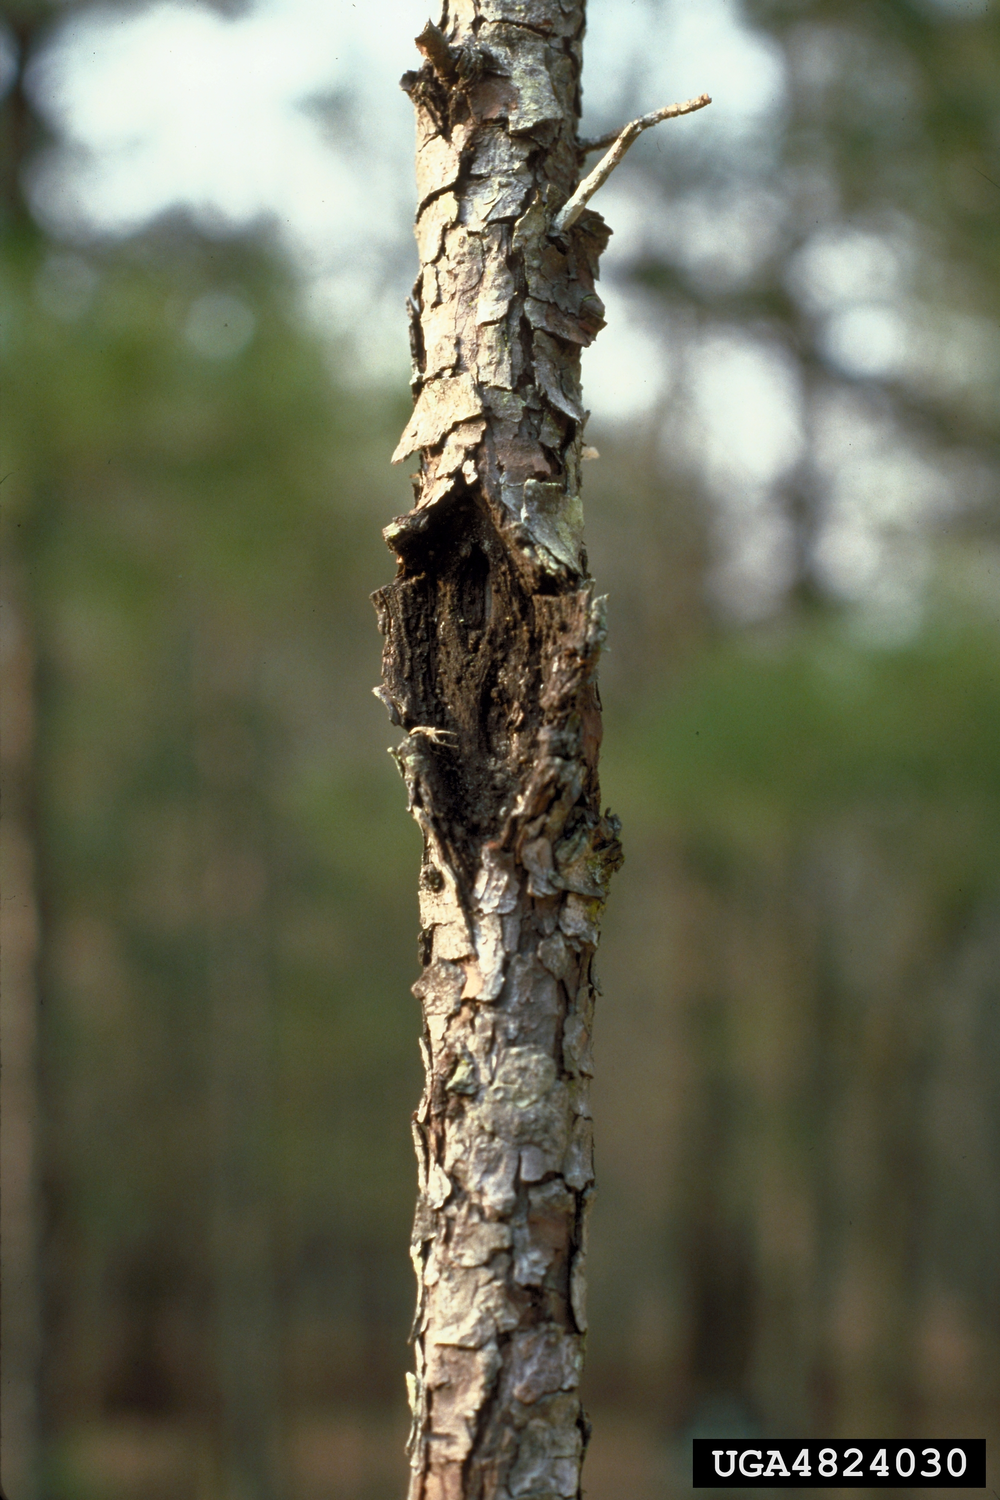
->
[370,5,706,1497]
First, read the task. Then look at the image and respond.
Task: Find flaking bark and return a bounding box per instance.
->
[373,5,623,1497]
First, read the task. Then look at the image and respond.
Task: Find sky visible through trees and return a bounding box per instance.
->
[20,0,999,624]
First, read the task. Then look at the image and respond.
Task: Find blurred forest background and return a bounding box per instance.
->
[2,0,999,1498]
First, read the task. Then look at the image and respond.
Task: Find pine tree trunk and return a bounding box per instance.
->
[373,6,622,1497]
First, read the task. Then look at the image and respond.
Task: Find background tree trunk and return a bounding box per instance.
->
[374,5,622,1498]
[195,619,285,1500]
[0,566,41,1500]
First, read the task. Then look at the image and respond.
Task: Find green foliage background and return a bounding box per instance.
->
[2,1,998,1497]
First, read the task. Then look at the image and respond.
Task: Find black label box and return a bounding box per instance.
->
[692,1439,986,1487]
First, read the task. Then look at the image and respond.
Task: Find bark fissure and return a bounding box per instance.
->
[374,6,623,1497]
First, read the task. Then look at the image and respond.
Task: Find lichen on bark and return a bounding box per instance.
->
[372,5,623,1497]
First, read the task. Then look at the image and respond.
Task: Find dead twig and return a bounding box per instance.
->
[554,92,712,235]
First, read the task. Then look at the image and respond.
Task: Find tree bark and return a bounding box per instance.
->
[373,5,622,1498]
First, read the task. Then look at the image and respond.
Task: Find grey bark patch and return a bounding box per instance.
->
[536,931,569,978]
[509,1408,583,1497]
[480,26,563,133]
[478,0,579,32]
[532,332,585,422]
[561,1114,594,1191]
[508,1328,583,1403]
[520,480,584,574]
